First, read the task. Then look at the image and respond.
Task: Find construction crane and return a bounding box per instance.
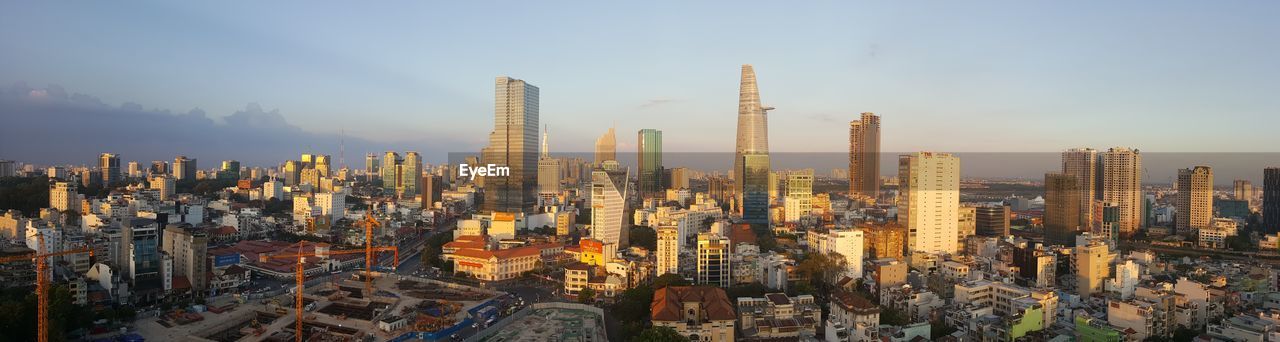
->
[267,241,397,342]
[358,210,385,295]
[0,233,93,342]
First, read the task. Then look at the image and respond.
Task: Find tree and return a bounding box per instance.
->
[725,283,769,299]
[611,285,655,341]
[578,288,596,304]
[629,226,657,251]
[0,176,50,216]
[880,306,909,326]
[652,274,690,289]
[632,326,690,342]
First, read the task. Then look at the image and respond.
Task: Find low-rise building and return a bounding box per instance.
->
[829,289,880,341]
[737,293,820,340]
[651,286,736,342]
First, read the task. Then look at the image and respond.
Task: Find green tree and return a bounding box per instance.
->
[652,273,690,289]
[578,288,596,304]
[0,176,51,216]
[629,226,657,251]
[632,326,690,342]
[881,307,909,325]
[611,285,655,341]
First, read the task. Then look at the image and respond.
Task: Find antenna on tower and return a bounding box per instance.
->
[340,129,347,169]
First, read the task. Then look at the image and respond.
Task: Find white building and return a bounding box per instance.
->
[314,191,346,221]
[590,168,629,248]
[1198,218,1238,249]
[49,181,78,212]
[263,180,283,200]
[811,229,865,279]
[897,152,960,254]
[656,225,679,276]
[149,175,175,201]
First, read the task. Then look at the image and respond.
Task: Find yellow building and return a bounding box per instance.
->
[451,245,542,282]
[580,238,605,266]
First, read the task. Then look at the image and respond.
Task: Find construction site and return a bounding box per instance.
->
[135,273,503,342]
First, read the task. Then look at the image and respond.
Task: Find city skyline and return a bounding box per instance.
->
[3,2,1280,169]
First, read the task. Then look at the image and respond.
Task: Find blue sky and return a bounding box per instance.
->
[2,1,1278,163]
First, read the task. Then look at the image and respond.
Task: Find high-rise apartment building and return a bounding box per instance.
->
[314,154,331,177]
[1045,173,1083,246]
[1175,166,1213,235]
[1099,148,1143,237]
[99,153,120,185]
[696,232,731,287]
[421,174,441,209]
[848,112,880,202]
[591,168,629,249]
[1061,148,1098,233]
[657,225,679,277]
[897,152,960,254]
[173,155,196,181]
[162,224,208,292]
[734,65,772,225]
[637,129,663,196]
[49,181,78,212]
[1264,168,1280,234]
[482,76,539,213]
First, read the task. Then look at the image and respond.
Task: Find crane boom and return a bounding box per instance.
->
[263,241,396,342]
[0,233,93,342]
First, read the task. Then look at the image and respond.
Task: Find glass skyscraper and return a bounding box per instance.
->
[482,76,539,213]
[734,65,771,225]
[637,128,663,196]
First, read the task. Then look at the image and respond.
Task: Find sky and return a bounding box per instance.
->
[1,1,1277,179]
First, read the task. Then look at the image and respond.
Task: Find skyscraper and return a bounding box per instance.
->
[99,153,120,185]
[733,65,772,225]
[381,151,400,194]
[482,76,539,213]
[591,167,629,249]
[173,155,196,181]
[1044,172,1083,246]
[637,129,663,196]
[594,127,616,165]
[219,160,240,180]
[537,127,561,195]
[897,152,960,254]
[365,153,379,181]
[1235,179,1254,208]
[848,112,880,202]
[400,152,422,196]
[1264,168,1280,234]
[1061,148,1098,233]
[1175,166,1213,235]
[1099,148,1143,237]
[282,160,301,186]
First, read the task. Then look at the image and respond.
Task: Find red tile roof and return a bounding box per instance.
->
[651,286,735,322]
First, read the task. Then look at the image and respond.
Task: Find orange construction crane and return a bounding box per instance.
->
[0,233,93,342]
[266,241,397,342]
[358,211,385,295]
